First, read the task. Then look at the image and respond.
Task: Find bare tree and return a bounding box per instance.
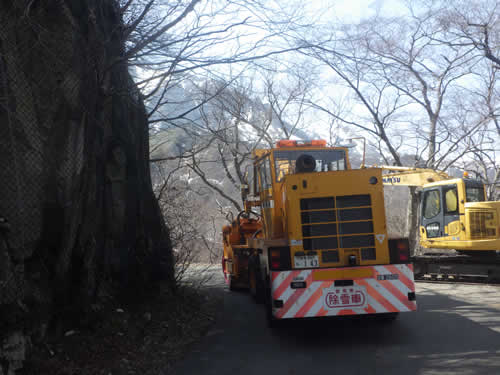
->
[263,63,318,139]
[436,0,500,70]
[435,0,500,137]
[120,0,312,137]
[150,63,318,220]
[153,160,219,282]
[288,2,499,251]
[124,0,314,273]
[458,74,500,200]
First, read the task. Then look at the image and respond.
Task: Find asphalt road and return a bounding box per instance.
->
[174,268,500,375]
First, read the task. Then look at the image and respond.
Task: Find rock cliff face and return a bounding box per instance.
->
[0,1,173,371]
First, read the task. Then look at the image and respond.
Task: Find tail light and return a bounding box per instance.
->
[270,250,281,269]
[397,241,409,261]
[389,238,410,264]
[269,247,291,270]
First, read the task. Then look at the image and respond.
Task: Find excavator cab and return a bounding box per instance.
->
[421,179,487,237]
[421,179,464,239]
[380,166,499,254]
[418,178,498,253]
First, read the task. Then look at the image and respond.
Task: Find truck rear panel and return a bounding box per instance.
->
[270,264,416,319]
[284,168,391,268]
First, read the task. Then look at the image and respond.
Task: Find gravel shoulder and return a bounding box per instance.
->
[21,265,223,375]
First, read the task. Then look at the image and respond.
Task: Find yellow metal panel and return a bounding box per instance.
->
[446,221,460,236]
[285,168,390,267]
[313,268,373,281]
[421,238,500,251]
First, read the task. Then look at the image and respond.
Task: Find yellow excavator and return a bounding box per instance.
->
[381,166,500,280]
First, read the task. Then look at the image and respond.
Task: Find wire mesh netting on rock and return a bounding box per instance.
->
[0,1,173,371]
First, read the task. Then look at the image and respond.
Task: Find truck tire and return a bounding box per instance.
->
[377,312,399,322]
[249,258,265,304]
[265,278,280,329]
[266,307,277,328]
[228,275,237,291]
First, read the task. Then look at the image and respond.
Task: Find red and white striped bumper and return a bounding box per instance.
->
[270,264,417,319]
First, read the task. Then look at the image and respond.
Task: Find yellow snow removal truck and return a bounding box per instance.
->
[222,140,417,326]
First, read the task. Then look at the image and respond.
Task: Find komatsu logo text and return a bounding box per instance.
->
[382,177,401,184]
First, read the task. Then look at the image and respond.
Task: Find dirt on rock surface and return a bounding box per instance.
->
[20,283,221,375]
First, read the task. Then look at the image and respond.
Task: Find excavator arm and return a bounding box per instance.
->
[379,166,450,187]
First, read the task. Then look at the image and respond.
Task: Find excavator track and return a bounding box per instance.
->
[412,253,500,284]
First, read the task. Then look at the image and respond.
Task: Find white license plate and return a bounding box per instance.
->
[322,285,367,310]
[294,254,319,268]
